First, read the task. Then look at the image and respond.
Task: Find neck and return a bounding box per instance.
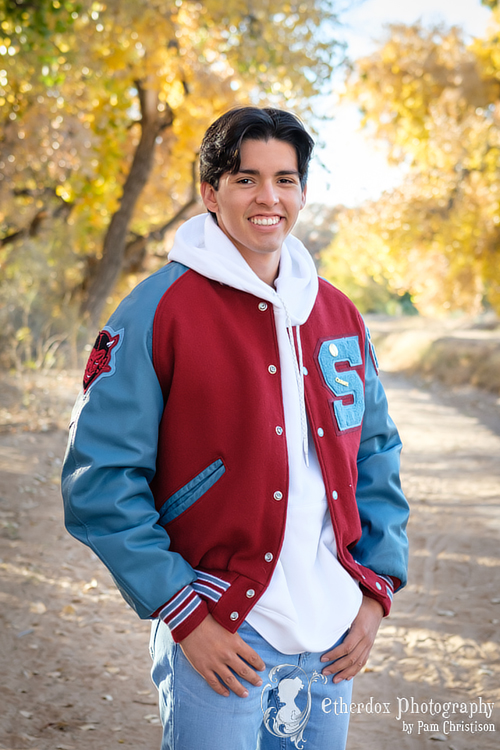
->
[255,256,280,287]
[238,249,281,287]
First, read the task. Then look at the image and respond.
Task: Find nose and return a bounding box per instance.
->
[256,180,279,206]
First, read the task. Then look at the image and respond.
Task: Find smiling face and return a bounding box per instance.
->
[200,138,307,286]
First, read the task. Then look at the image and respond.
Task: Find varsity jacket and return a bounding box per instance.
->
[62,217,409,645]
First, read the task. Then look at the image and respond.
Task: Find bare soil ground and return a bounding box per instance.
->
[348,372,500,749]
[0,372,162,750]
[0,352,499,749]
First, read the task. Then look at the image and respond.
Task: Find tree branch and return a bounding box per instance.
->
[80,79,175,326]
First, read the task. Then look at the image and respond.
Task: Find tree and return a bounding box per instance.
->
[321,18,500,316]
[0,0,346,351]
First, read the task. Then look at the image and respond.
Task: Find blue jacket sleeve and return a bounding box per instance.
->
[354,329,409,591]
[61,264,199,619]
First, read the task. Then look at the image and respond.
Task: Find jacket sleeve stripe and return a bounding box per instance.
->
[195,570,230,592]
[378,574,395,591]
[193,581,224,602]
[159,585,203,628]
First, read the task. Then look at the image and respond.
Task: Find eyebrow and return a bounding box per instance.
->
[236,168,300,177]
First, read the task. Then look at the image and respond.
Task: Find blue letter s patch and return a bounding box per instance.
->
[318,336,364,431]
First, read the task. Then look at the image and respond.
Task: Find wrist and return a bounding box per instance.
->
[158,585,209,642]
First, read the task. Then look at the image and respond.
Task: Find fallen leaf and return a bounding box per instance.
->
[143,713,161,725]
[478,667,494,676]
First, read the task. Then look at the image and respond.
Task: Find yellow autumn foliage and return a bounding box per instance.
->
[0,0,344,365]
[321,19,500,316]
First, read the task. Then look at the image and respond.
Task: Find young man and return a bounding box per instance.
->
[62,107,409,749]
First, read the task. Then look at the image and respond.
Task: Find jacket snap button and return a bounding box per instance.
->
[332,490,338,500]
[275,426,283,436]
[273,491,283,501]
[376,582,382,590]
[230,611,239,621]
[258,302,268,311]
[246,589,255,598]
[265,552,273,562]
[268,365,277,374]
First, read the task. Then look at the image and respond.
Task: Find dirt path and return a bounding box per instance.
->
[348,373,500,749]
[0,373,162,750]
[0,370,499,749]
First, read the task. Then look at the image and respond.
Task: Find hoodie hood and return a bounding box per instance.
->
[168,213,318,324]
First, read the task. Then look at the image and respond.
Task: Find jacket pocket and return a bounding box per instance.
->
[158,459,226,525]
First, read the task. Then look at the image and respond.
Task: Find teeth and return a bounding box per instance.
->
[250,217,281,226]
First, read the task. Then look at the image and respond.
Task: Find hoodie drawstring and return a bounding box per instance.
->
[295,325,309,467]
[277,295,309,467]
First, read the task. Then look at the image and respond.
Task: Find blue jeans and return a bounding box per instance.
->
[150,619,353,750]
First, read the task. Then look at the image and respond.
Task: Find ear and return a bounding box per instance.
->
[200,182,219,214]
[300,184,307,211]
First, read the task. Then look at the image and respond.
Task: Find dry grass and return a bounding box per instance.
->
[367,316,500,395]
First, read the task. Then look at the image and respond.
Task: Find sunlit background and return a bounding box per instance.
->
[308,0,493,206]
[0,0,499,365]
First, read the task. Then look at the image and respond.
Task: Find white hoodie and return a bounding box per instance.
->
[169,214,362,653]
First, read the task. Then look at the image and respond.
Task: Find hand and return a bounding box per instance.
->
[179,614,265,698]
[320,595,384,683]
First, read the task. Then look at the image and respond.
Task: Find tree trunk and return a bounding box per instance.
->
[121,160,199,275]
[81,80,173,328]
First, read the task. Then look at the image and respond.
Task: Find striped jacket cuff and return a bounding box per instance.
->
[192,570,230,602]
[362,573,401,617]
[159,585,209,642]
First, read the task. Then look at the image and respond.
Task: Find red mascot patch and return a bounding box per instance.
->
[83,326,123,393]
